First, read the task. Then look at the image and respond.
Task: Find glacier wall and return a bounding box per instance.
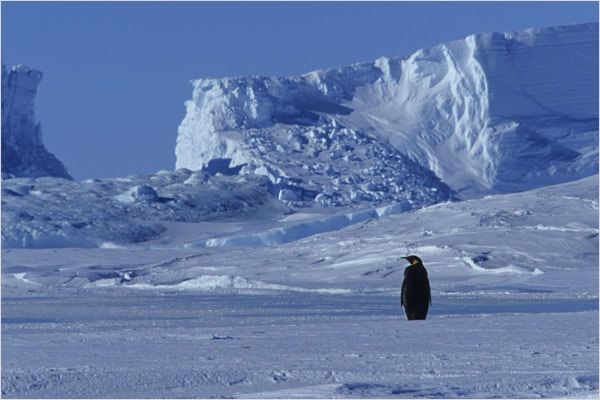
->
[478,24,598,119]
[1,64,72,180]
[176,22,598,201]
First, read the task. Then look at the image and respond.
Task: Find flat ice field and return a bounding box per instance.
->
[2,176,599,398]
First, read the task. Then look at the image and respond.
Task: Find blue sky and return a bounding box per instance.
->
[2,1,598,180]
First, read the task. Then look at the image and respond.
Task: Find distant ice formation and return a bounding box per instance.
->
[1,170,287,248]
[1,64,72,179]
[2,23,598,249]
[176,22,598,200]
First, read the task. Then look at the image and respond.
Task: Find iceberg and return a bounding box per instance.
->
[176,22,598,200]
[1,64,72,179]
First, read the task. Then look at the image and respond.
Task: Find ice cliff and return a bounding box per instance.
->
[2,64,72,180]
[176,22,598,201]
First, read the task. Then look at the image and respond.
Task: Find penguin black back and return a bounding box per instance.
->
[400,256,431,320]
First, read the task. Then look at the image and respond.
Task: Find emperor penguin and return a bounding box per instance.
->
[400,255,431,320]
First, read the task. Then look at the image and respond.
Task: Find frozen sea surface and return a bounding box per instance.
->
[1,176,598,398]
[1,291,597,398]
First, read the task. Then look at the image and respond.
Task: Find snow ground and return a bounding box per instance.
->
[1,292,597,398]
[1,176,598,398]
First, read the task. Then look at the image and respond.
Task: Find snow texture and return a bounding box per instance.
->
[1,64,72,180]
[1,176,598,398]
[176,22,598,200]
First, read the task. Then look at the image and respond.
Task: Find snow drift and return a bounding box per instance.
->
[194,201,414,247]
[1,64,72,180]
[176,22,598,199]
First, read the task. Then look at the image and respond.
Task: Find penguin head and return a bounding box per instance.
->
[401,255,422,265]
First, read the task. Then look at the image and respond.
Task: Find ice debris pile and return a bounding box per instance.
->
[176,22,598,199]
[1,170,286,248]
[1,64,72,180]
[177,75,455,208]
